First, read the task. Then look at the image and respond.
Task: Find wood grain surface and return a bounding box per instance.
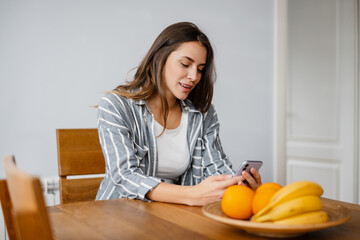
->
[48,197,360,240]
[56,128,105,204]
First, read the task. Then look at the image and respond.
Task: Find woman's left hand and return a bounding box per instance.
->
[238,168,262,191]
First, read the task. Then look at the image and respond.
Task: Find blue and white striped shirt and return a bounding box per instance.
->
[95,93,235,201]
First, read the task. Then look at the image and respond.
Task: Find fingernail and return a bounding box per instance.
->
[226,174,232,179]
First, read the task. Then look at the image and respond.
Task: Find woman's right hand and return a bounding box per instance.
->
[187,175,242,206]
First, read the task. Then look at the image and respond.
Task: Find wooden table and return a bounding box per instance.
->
[48,198,360,240]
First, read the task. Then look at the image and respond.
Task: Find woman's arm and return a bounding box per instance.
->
[147,175,242,206]
[97,94,162,201]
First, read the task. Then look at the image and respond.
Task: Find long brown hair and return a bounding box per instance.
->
[113,22,216,129]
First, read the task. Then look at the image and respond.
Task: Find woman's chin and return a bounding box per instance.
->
[176,94,189,101]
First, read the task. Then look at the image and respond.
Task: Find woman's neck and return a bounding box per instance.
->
[148,94,178,111]
[147,94,182,129]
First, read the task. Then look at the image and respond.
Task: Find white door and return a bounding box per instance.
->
[275,0,359,203]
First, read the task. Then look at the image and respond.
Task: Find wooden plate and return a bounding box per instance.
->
[202,199,352,238]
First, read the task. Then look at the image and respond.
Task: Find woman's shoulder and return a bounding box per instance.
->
[207,103,216,113]
[203,104,216,117]
[98,92,132,110]
[202,104,219,127]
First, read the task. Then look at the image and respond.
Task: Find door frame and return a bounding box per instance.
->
[273,0,288,186]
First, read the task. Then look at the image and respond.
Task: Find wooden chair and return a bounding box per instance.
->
[3,155,54,240]
[56,129,105,204]
[0,179,18,240]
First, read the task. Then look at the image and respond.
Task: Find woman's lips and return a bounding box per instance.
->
[179,82,193,92]
[180,82,192,88]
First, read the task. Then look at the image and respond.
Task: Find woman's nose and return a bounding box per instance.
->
[187,68,197,81]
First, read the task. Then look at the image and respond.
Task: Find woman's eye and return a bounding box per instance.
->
[197,69,203,73]
[181,63,189,67]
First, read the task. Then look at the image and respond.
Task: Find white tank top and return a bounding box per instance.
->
[154,111,190,183]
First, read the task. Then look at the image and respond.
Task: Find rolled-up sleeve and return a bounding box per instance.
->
[202,105,235,178]
[97,94,161,201]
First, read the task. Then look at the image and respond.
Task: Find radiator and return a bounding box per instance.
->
[41,175,60,206]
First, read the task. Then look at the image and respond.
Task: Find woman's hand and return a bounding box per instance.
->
[238,168,262,191]
[188,175,242,206]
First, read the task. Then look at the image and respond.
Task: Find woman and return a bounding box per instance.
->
[96,22,262,206]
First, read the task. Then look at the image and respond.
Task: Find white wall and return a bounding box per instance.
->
[0,1,274,181]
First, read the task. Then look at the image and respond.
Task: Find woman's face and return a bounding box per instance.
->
[162,41,207,102]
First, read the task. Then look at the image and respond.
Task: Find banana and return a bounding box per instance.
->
[252,195,322,222]
[252,181,323,220]
[273,211,328,225]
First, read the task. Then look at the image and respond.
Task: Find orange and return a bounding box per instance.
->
[221,185,255,219]
[252,182,282,214]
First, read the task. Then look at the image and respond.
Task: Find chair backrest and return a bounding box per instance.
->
[56,128,105,204]
[3,155,53,240]
[0,179,18,240]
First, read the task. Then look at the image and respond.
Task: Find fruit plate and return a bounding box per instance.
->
[202,199,352,238]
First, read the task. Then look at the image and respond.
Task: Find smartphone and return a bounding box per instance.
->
[235,160,263,177]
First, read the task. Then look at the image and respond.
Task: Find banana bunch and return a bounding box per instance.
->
[251,181,328,225]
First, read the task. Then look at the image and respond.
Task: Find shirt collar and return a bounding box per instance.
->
[134,98,201,113]
[134,99,146,105]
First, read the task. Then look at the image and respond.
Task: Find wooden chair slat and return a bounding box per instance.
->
[57,129,105,176]
[0,179,18,240]
[59,177,103,204]
[59,151,105,176]
[56,129,106,204]
[3,155,54,240]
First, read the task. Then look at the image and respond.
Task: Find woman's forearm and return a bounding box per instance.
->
[146,182,197,206]
[146,175,243,206]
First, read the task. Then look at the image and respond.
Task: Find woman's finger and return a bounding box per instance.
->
[214,176,241,190]
[207,174,233,182]
[241,171,257,190]
[238,180,249,188]
[250,168,262,185]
